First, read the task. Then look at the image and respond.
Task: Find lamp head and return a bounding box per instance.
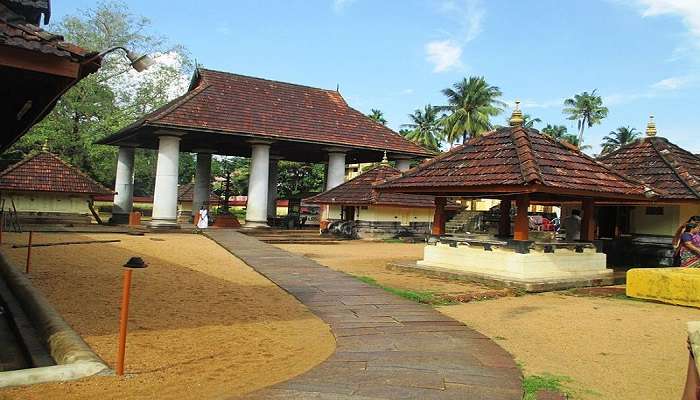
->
[126,51,155,72]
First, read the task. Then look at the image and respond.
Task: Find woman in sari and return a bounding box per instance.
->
[680,223,700,268]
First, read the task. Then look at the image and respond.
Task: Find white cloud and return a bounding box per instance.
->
[634,0,700,37]
[333,0,356,12]
[651,75,692,90]
[425,40,463,73]
[424,0,484,73]
[111,51,190,107]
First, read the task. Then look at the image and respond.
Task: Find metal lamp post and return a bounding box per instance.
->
[116,256,148,376]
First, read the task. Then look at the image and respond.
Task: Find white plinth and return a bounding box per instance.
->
[417,243,612,288]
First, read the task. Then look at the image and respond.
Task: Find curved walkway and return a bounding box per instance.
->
[205,230,522,400]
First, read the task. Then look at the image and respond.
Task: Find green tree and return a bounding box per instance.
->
[9,1,192,195]
[522,114,542,129]
[601,126,640,155]
[277,162,325,198]
[541,124,569,139]
[400,105,443,152]
[440,76,505,146]
[368,109,387,125]
[563,90,609,147]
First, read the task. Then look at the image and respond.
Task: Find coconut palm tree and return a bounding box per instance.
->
[400,105,443,152]
[563,90,609,146]
[440,76,505,145]
[600,126,640,155]
[522,114,542,129]
[541,124,569,139]
[368,109,387,125]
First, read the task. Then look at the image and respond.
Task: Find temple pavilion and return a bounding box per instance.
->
[305,160,457,239]
[597,116,700,266]
[97,68,432,227]
[377,102,657,291]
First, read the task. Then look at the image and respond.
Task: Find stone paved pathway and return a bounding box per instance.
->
[205,230,522,400]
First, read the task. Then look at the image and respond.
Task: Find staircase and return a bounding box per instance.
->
[445,209,484,233]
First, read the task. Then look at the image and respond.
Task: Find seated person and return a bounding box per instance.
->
[680,223,700,268]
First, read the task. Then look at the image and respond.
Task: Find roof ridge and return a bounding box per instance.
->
[511,127,544,185]
[149,82,211,123]
[305,164,400,204]
[649,138,700,199]
[198,68,339,94]
[0,152,38,179]
[44,152,112,193]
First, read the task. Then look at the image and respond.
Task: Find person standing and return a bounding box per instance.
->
[679,223,700,268]
[562,209,582,241]
[197,206,209,229]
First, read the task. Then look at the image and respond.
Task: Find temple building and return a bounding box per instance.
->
[1,0,101,151]
[305,161,455,239]
[0,150,111,224]
[376,102,656,291]
[597,117,700,266]
[97,68,432,228]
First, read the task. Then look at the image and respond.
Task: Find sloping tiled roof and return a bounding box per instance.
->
[378,126,651,200]
[0,152,111,195]
[305,165,445,208]
[98,68,432,157]
[0,16,91,61]
[177,182,219,203]
[598,137,700,200]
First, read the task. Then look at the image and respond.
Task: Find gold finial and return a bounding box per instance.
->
[41,139,49,152]
[646,115,657,137]
[509,100,524,127]
[381,150,390,165]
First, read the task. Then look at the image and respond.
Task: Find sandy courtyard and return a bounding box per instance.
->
[0,232,334,400]
[282,240,700,399]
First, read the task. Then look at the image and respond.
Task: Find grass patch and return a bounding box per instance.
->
[522,373,572,400]
[355,276,455,306]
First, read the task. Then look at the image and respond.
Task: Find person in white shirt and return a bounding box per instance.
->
[562,209,581,241]
[197,206,209,229]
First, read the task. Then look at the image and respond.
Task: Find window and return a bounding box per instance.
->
[645,207,664,216]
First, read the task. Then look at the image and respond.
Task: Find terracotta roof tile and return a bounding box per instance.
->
[0,152,111,195]
[98,68,432,157]
[599,137,700,200]
[305,165,446,208]
[378,126,651,199]
[0,18,91,60]
[177,182,219,203]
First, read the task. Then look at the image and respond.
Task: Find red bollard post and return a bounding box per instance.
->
[116,257,148,376]
[25,231,33,274]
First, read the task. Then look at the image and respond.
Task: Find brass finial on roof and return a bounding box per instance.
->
[646,115,657,137]
[41,139,49,152]
[509,100,524,127]
[380,150,390,165]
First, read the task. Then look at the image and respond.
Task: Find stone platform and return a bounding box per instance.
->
[204,230,522,400]
[627,268,700,308]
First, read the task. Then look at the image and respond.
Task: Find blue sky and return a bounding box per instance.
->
[52,0,700,154]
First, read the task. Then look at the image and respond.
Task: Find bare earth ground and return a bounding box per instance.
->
[279,240,700,400]
[0,232,334,400]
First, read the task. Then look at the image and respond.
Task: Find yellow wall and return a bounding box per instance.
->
[5,192,90,214]
[329,205,434,225]
[630,205,681,236]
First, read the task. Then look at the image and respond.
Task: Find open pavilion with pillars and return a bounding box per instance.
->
[97,68,432,227]
[377,103,659,291]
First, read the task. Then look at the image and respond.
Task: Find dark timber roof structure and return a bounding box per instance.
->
[0,151,111,195]
[97,68,433,163]
[1,0,101,152]
[378,122,655,203]
[598,117,700,201]
[306,164,451,208]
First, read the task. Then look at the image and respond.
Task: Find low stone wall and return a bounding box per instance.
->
[354,220,431,239]
[627,268,700,308]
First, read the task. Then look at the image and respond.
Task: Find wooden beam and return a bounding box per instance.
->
[498,198,511,237]
[431,197,446,235]
[514,195,530,241]
[0,45,80,78]
[581,198,596,241]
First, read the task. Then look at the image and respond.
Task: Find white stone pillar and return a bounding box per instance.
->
[192,153,212,219]
[112,146,135,224]
[245,141,271,227]
[326,149,347,190]
[267,158,279,219]
[395,158,412,172]
[150,135,181,228]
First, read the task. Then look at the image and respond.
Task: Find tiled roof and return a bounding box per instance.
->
[1,0,50,25]
[378,126,651,200]
[598,137,700,200]
[0,16,91,61]
[0,151,111,195]
[305,165,444,208]
[98,68,432,157]
[177,182,219,203]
